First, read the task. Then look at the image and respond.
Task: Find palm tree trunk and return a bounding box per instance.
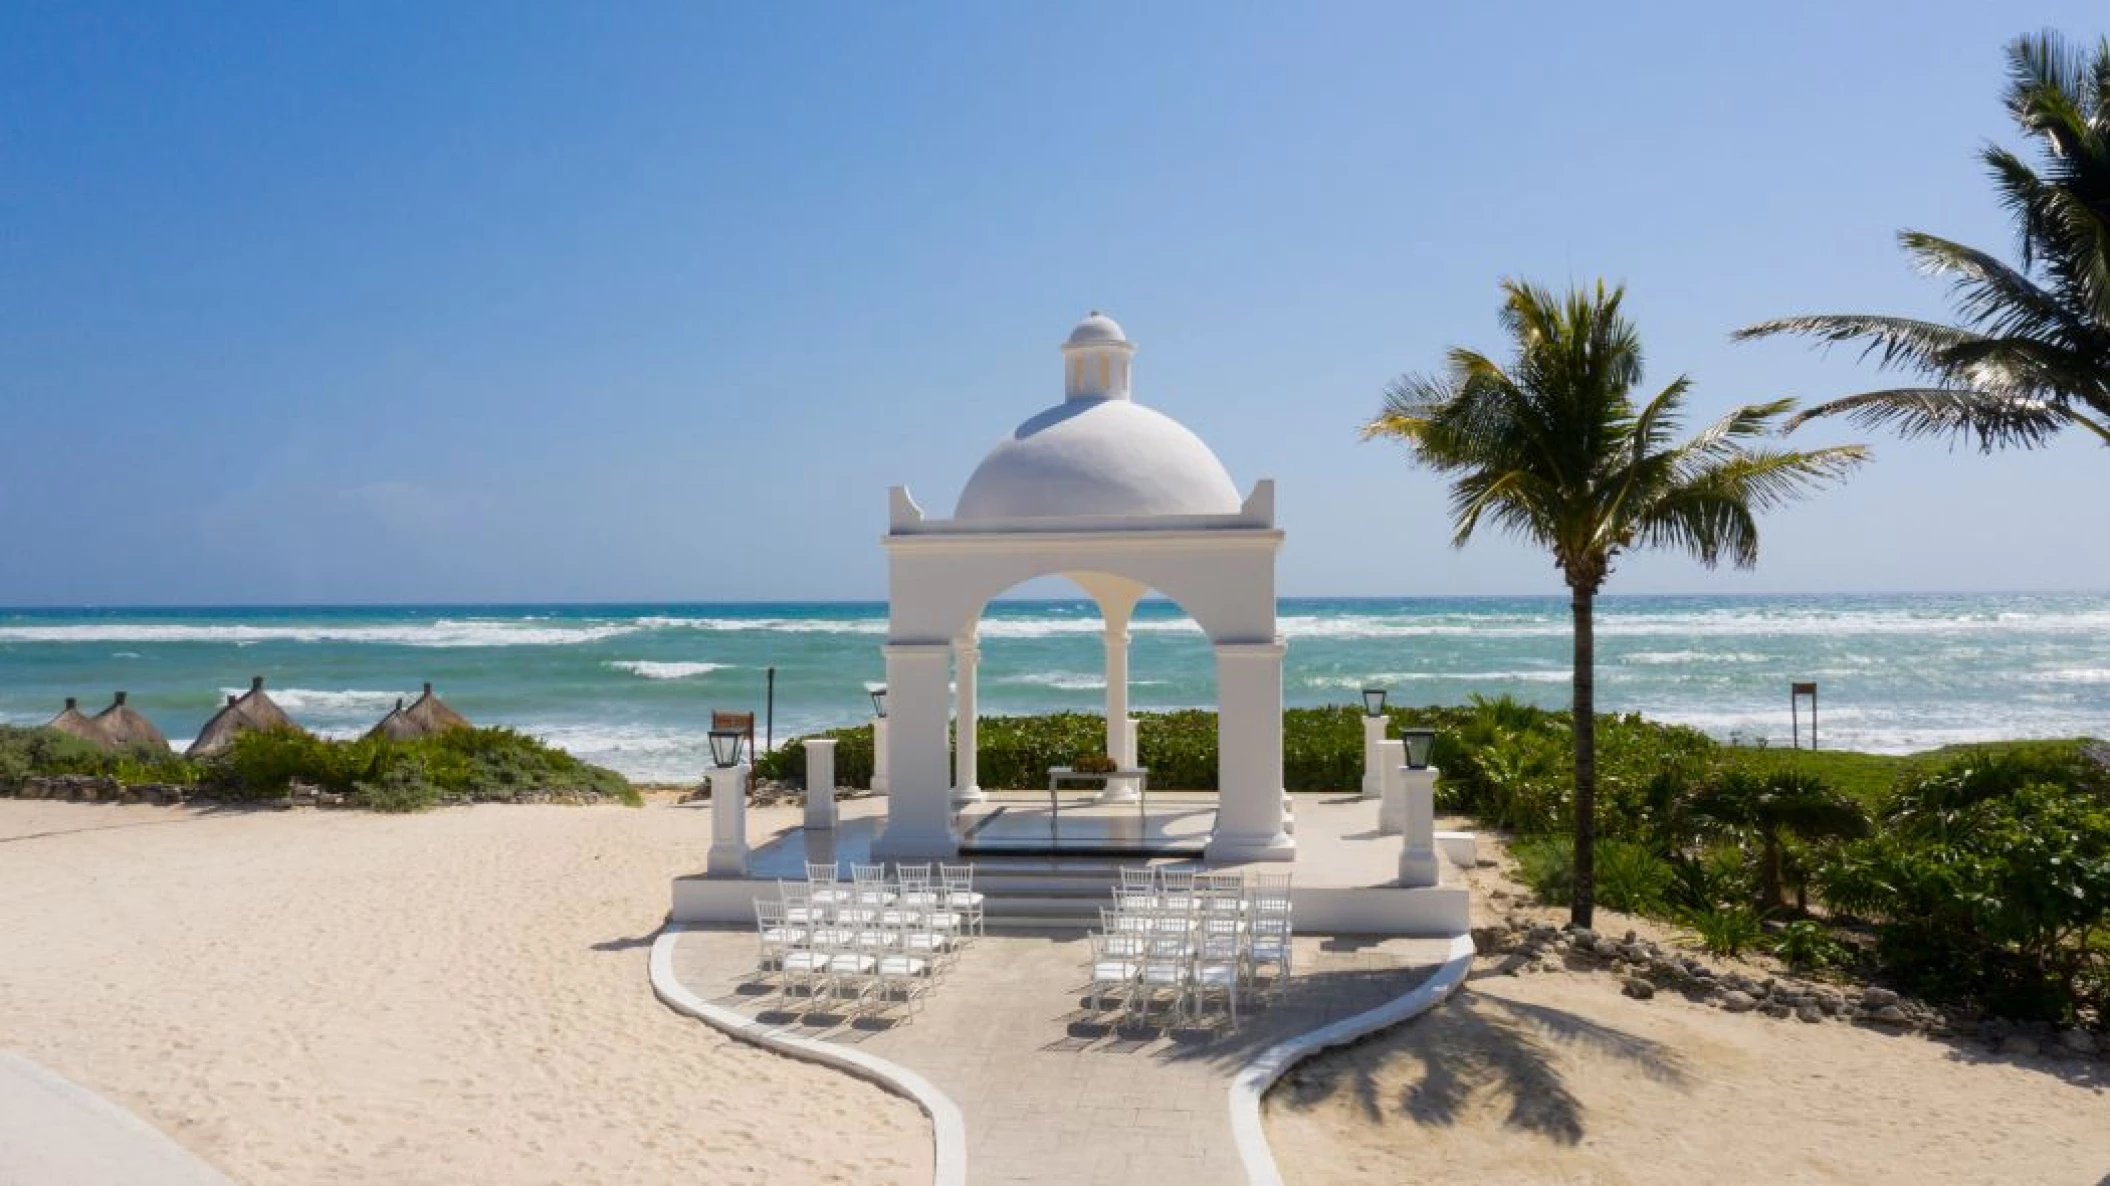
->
[1571,586,1596,930]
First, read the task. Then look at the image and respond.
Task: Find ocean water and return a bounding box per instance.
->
[1,594,2105,783]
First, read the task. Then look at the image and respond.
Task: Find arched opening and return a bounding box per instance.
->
[945,571,1222,855]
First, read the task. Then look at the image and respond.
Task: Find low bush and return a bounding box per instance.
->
[1511,834,1676,916]
[1772,919,1851,973]
[0,725,134,791]
[202,727,637,809]
[1682,904,1769,958]
[1816,747,2109,1021]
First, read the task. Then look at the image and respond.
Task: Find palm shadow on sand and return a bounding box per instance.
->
[1273,989,1690,1146]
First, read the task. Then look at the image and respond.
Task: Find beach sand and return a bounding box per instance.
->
[1265,827,2110,1186]
[0,799,929,1186]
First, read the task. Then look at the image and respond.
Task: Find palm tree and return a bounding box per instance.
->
[1365,280,1866,928]
[1683,769,1871,911]
[1737,31,2110,450]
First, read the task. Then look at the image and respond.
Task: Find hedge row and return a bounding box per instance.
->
[0,724,637,812]
[758,703,1514,791]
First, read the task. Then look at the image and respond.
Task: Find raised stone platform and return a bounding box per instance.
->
[670,792,1471,936]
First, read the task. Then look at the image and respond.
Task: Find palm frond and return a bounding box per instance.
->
[1901,231,2080,344]
[1733,314,1989,373]
[1782,386,2079,451]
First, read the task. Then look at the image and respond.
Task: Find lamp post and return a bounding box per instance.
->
[1397,728,1441,887]
[868,684,890,796]
[1360,687,1389,801]
[1401,727,1436,769]
[705,728,751,877]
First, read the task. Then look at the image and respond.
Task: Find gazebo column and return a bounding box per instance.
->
[872,642,960,861]
[1205,640,1295,863]
[951,636,985,807]
[1096,625,1140,804]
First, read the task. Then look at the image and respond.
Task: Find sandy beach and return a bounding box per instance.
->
[0,798,929,1186]
[1265,831,2110,1186]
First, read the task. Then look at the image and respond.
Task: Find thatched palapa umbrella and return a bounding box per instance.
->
[92,691,170,752]
[365,683,471,741]
[45,697,104,745]
[186,676,300,759]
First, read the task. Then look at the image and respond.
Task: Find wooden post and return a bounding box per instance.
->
[1790,683,1818,750]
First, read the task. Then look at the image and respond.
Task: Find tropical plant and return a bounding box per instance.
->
[1772,919,1852,973]
[1817,748,2110,1020]
[1365,280,1866,926]
[1513,834,1675,916]
[1683,769,1871,910]
[1738,31,2110,452]
[1681,904,1769,958]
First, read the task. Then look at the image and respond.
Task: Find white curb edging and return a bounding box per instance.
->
[648,925,967,1186]
[1229,933,1477,1186]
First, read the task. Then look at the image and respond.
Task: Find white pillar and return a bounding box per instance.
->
[1378,740,1407,834]
[951,639,985,807]
[1399,764,1441,887]
[872,642,960,861]
[803,738,838,831]
[870,717,889,795]
[1124,716,1139,768]
[1360,715,1388,800]
[1105,628,1130,764]
[1096,627,1139,804]
[706,763,751,877]
[1204,640,1295,863]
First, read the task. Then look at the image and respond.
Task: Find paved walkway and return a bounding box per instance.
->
[666,927,1450,1185]
[0,1051,236,1186]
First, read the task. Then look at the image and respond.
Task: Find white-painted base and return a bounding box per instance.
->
[1398,850,1442,888]
[948,785,986,808]
[705,843,749,878]
[1092,774,1141,804]
[1275,885,1468,936]
[1436,830,1478,869]
[804,794,837,831]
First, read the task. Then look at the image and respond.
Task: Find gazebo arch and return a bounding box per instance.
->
[873,311,1293,864]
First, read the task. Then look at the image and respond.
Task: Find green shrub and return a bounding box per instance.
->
[1511,834,1674,915]
[1772,919,1851,972]
[354,753,439,813]
[0,725,127,791]
[1682,905,1768,958]
[1816,746,2109,1021]
[206,726,636,808]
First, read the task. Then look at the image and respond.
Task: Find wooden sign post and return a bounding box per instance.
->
[1790,682,1818,750]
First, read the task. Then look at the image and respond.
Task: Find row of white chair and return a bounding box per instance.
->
[805,860,986,939]
[1087,871,1294,1026]
[755,889,964,1017]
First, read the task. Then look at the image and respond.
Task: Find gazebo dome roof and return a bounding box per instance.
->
[955,311,1239,521]
[1064,310,1129,346]
[955,398,1242,520]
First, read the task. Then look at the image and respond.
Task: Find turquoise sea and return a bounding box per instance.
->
[2,593,2105,783]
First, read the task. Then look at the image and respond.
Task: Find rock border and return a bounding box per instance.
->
[646,924,966,1186]
[1229,933,1476,1186]
[1476,917,2110,1061]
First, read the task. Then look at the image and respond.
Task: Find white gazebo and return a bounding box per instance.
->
[873,311,1294,864]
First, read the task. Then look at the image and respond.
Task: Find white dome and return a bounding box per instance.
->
[1065,311,1128,346]
[955,398,1242,520]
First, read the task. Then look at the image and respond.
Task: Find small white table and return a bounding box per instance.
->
[1046,766,1149,822]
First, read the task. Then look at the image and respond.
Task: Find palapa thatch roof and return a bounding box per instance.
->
[365,683,471,742]
[186,676,301,759]
[45,697,104,745]
[91,691,170,752]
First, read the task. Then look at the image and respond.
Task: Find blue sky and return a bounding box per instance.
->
[3,2,2104,604]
